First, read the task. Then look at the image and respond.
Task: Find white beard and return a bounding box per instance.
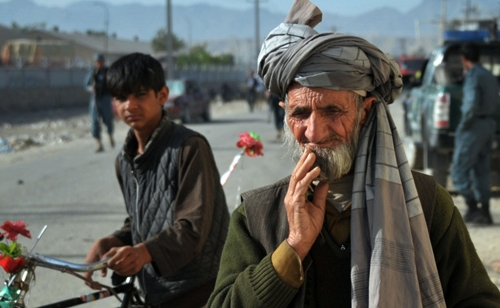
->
[283,120,360,182]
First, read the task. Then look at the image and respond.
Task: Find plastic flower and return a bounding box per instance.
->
[0,220,31,241]
[220,131,264,186]
[0,220,31,274]
[0,255,26,273]
[236,131,264,157]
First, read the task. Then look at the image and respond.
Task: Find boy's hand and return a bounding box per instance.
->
[104,243,152,277]
[83,236,124,290]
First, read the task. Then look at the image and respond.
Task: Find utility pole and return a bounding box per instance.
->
[166,0,174,80]
[248,0,267,67]
[465,0,471,22]
[440,0,447,43]
[183,16,192,50]
[93,1,109,58]
[415,0,448,47]
[255,0,260,64]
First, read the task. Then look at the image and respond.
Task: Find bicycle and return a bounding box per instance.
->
[0,226,146,308]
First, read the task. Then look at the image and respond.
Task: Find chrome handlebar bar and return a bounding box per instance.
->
[28,253,109,272]
[1,225,119,307]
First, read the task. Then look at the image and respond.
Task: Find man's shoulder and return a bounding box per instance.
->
[474,64,495,78]
[411,170,437,204]
[411,170,435,185]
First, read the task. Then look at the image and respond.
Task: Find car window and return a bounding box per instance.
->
[436,52,463,85]
[422,54,436,86]
[402,59,426,70]
[166,80,185,96]
[436,44,500,86]
[480,47,500,78]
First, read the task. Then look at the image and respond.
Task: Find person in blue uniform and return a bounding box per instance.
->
[451,42,500,225]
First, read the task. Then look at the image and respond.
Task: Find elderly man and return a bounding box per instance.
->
[207,0,500,307]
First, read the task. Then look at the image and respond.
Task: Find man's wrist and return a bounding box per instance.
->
[271,240,305,288]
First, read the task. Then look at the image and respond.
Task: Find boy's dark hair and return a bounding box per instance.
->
[460,42,480,63]
[107,53,165,100]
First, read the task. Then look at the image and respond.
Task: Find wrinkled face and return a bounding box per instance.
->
[114,87,168,134]
[282,84,374,181]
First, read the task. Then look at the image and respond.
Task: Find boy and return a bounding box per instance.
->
[84,53,229,308]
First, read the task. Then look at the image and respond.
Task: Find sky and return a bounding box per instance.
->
[11,0,422,16]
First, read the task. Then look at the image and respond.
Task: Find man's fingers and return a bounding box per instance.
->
[291,149,313,178]
[296,150,316,177]
[313,181,329,206]
[290,150,317,192]
[83,272,102,290]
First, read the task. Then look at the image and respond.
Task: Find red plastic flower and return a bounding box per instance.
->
[0,221,31,241]
[236,132,264,157]
[0,254,26,273]
[0,220,31,271]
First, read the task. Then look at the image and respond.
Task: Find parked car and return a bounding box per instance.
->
[397,56,427,85]
[402,29,500,186]
[164,79,211,123]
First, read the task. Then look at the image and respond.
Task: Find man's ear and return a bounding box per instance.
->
[158,86,169,106]
[359,96,376,126]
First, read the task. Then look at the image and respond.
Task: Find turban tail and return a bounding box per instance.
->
[257,0,403,103]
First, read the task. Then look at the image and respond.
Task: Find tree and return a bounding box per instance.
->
[177,44,234,66]
[10,22,47,31]
[85,30,106,37]
[151,28,185,53]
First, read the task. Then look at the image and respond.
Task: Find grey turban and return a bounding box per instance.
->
[257,0,403,104]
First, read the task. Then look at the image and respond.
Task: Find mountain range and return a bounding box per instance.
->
[2,0,500,57]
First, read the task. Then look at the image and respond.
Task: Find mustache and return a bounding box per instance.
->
[298,135,344,149]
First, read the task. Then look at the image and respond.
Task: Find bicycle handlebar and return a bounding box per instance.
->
[29,253,110,272]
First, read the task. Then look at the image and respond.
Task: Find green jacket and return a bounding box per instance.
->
[208,173,500,307]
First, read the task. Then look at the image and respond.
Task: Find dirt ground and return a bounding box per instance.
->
[0,106,93,152]
[0,100,251,152]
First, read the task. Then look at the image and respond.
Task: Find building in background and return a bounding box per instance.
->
[0,25,153,67]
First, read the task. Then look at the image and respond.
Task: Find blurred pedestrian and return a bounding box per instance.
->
[220,82,231,103]
[246,70,258,112]
[268,90,284,140]
[451,42,500,225]
[84,53,114,153]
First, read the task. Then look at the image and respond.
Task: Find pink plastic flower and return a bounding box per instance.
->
[236,132,263,157]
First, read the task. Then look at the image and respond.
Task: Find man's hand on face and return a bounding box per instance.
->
[285,148,329,260]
